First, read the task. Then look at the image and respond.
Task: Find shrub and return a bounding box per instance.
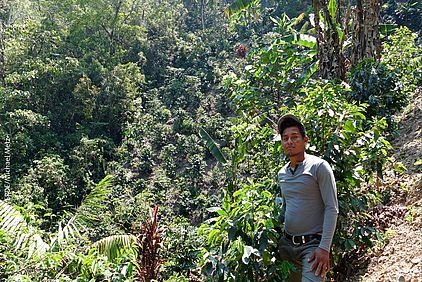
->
[347,59,405,130]
[382,26,421,97]
[161,217,202,280]
[199,179,292,281]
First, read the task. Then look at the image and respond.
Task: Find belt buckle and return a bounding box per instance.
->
[292,235,306,246]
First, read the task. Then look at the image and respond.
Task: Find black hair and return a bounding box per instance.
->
[278,119,306,138]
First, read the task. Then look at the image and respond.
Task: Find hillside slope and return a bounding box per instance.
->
[355,89,422,282]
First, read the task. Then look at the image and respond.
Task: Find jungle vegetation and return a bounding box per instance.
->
[0,0,420,281]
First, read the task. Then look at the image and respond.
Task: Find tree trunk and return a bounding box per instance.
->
[313,0,346,80]
[351,0,381,65]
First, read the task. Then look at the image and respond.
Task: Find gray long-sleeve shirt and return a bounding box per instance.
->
[278,153,339,251]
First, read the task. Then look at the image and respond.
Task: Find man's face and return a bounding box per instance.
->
[281,126,308,157]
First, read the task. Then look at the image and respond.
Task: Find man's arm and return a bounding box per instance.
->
[309,160,339,277]
[317,160,339,251]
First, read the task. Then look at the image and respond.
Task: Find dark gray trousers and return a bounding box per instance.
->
[278,236,325,282]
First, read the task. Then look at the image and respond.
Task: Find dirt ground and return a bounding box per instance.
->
[352,89,422,282]
[355,199,422,282]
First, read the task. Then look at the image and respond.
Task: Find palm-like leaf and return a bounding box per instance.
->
[91,234,137,261]
[0,200,49,258]
[224,0,255,17]
[199,128,227,164]
[52,175,112,246]
[0,175,112,258]
[74,174,112,224]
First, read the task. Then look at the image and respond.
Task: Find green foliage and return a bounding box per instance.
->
[199,128,227,164]
[11,155,75,226]
[295,81,393,182]
[0,175,112,258]
[164,273,190,282]
[0,107,51,180]
[225,0,261,35]
[69,137,114,190]
[225,0,312,38]
[382,0,422,32]
[65,247,135,281]
[72,75,100,120]
[0,200,49,259]
[7,57,83,133]
[381,26,421,96]
[347,27,421,134]
[0,0,237,280]
[225,0,257,17]
[161,71,203,111]
[199,179,292,281]
[95,62,144,142]
[161,217,202,280]
[0,176,138,280]
[347,59,405,129]
[225,14,317,115]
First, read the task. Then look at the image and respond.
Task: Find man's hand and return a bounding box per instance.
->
[308,247,330,277]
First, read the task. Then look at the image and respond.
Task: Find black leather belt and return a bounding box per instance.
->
[285,233,321,246]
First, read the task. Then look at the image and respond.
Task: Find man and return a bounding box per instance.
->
[277,114,338,282]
